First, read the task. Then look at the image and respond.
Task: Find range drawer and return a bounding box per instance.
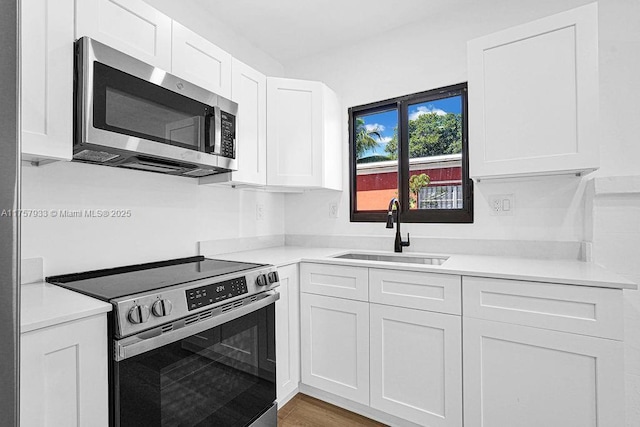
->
[300,262,368,301]
[462,276,623,340]
[370,269,461,315]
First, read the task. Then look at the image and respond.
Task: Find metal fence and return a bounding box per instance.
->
[418,185,463,209]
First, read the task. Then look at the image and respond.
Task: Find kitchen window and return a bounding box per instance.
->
[349,83,473,223]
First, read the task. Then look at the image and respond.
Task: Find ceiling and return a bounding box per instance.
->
[193,0,470,63]
[191,0,590,65]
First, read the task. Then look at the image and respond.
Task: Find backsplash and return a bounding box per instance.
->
[20,161,285,276]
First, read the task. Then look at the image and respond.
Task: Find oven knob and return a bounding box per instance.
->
[152,299,173,317]
[128,304,150,324]
[256,274,267,287]
[267,271,279,284]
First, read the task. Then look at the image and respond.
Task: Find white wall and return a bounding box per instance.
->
[21,162,284,276]
[282,0,640,244]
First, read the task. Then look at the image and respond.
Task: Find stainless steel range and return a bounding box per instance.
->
[47,256,279,427]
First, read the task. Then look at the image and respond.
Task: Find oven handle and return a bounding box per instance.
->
[114,290,279,361]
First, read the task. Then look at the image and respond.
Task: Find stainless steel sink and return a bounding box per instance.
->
[333,252,449,265]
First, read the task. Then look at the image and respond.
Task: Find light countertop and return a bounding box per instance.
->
[213,246,637,290]
[21,282,112,333]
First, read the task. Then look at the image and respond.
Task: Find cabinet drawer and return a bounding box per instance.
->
[300,263,368,301]
[462,277,623,340]
[370,269,461,315]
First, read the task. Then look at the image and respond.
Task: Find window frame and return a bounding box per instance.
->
[348,82,473,224]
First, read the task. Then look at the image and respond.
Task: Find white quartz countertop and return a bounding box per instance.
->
[213,246,637,290]
[21,282,112,333]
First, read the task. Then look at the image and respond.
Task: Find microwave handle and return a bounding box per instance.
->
[204,105,222,155]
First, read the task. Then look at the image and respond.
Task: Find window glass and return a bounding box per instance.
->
[407,95,463,210]
[354,109,398,212]
[349,83,472,223]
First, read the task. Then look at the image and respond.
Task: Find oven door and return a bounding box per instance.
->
[112,292,278,427]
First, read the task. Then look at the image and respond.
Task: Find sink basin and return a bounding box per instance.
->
[333,252,449,265]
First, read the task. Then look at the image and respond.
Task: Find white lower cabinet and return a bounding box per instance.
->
[276,264,300,404]
[300,293,370,405]
[299,263,627,427]
[370,304,462,427]
[20,314,109,427]
[463,318,624,427]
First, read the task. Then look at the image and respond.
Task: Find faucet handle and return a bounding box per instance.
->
[402,233,410,247]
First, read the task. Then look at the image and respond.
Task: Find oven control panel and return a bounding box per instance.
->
[186,276,248,311]
[113,266,279,338]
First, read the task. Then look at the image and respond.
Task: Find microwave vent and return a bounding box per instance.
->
[75,149,120,163]
[184,168,216,177]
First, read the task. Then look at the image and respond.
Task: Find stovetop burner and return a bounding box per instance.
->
[46,256,264,301]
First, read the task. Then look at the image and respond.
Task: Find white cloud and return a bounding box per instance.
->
[379,136,392,145]
[409,106,447,121]
[365,123,385,133]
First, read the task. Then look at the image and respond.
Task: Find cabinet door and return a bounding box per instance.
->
[370,304,462,426]
[229,58,267,185]
[267,77,323,187]
[20,314,109,427]
[76,0,172,70]
[300,293,369,405]
[171,21,232,99]
[21,0,74,162]
[467,3,598,179]
[276,264,300,404]
[463,318,624,427]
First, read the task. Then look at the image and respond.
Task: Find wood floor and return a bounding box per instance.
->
[278,394,387,427]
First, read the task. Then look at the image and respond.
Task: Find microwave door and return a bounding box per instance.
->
[165,116,204,149]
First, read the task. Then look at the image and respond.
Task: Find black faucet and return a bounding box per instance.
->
[386,198,410,253]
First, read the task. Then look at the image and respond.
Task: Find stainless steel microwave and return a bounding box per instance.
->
[74,37,237,178]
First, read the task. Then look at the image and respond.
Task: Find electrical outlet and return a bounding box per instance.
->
[488,194,515,216]
[256,204,265,221]
[329,202,338,218]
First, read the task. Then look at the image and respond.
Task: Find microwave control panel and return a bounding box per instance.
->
[186,276,247,311]
[220,111,236,159]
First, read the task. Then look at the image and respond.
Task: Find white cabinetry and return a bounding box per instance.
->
[370,304,462,427]
[467,3,599,179]
[462,276,625,427]
[300,262,462,425]
[300,293,370,405]
[266,78,342,190]
[200,58,267,187]
[20,314,109,427]
[171,21,232,99]
[300,262,368,301]
[20,0,74,162]
[463,319,623,427]
[76,0,172,70]
[275,264,300,404]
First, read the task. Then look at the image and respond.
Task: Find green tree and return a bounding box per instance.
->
[355,117,383,160]
[385,112,462,159]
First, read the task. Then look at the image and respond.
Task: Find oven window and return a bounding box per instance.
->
[115,304,276,427]
[93,62,213,151]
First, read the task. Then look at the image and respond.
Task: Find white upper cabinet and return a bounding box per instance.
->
[267,77,342,190]
[76,0,172,70]
[21,0,74,162]
[467,3,599,180]
[171,21,232,99]
[201,58,267,187]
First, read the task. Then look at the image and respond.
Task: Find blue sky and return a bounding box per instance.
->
[359,95,461,158]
